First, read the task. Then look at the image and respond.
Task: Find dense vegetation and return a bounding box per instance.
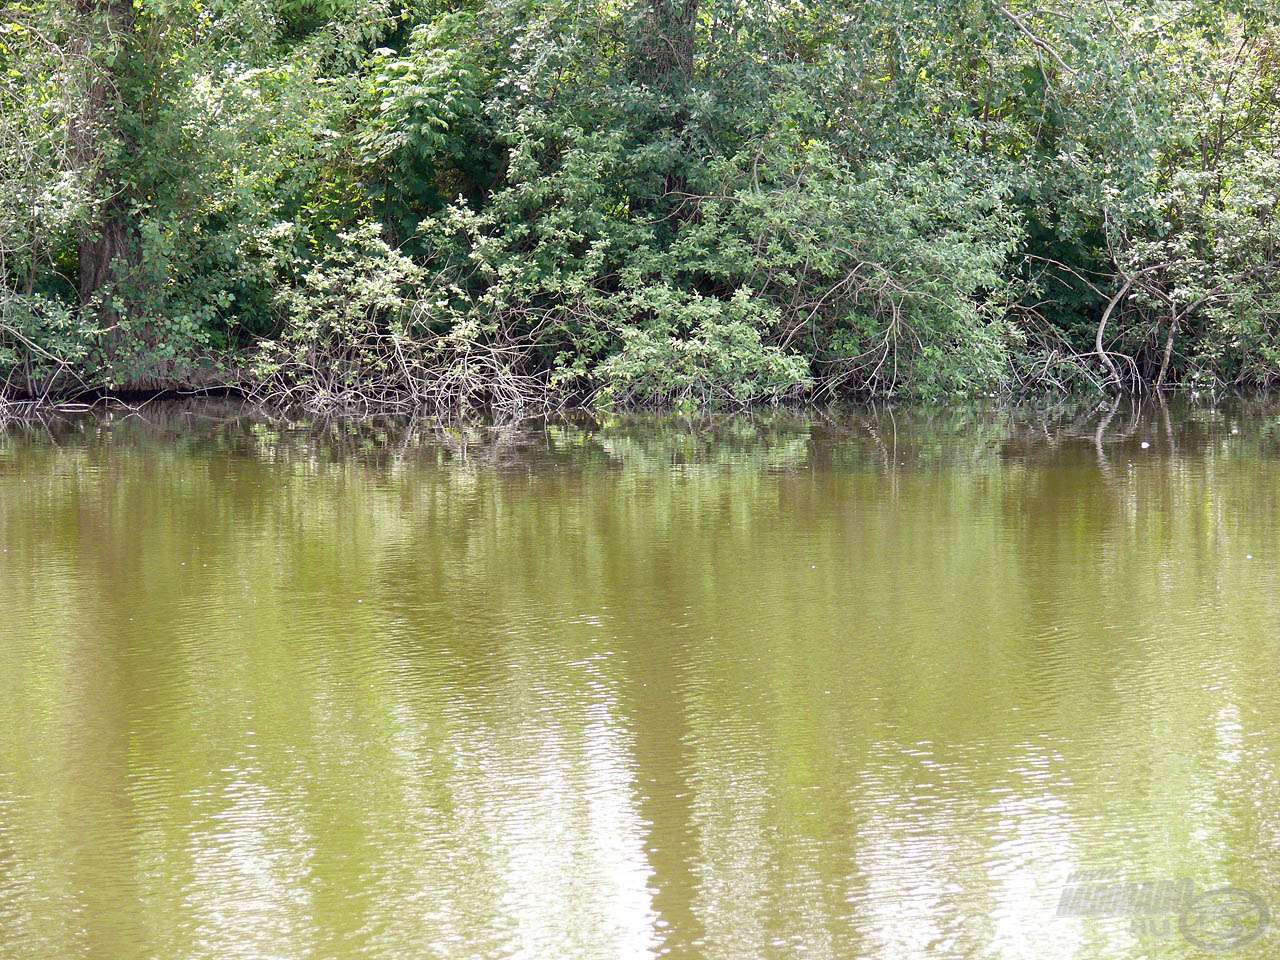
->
[2,0,1278,411]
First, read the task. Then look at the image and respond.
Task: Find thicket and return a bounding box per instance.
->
[2,0,1278,411]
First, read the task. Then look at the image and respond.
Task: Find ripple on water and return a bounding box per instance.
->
[1,401,1279,960]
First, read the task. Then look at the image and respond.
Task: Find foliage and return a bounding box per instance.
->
[253,222,553,413]
[3,0,1280,407]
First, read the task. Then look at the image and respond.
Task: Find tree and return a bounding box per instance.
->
[69,0,137,313]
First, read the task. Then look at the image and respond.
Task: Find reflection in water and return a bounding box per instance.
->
[1,399,1279,959]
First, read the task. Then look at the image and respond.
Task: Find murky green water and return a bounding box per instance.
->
[1,401,1278,959]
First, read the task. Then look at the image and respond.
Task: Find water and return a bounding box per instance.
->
[1,400,1277,959]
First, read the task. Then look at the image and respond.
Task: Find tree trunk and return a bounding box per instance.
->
[1094,277,1132,389]
[1095,263,1169,391]
[1156,308,1179,388]
[77,212,133,307]
[644,0,699,86]
[69,0,137,314]
[636,1,700,226]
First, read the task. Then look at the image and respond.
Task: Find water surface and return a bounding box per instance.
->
[2,401,1278,959]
